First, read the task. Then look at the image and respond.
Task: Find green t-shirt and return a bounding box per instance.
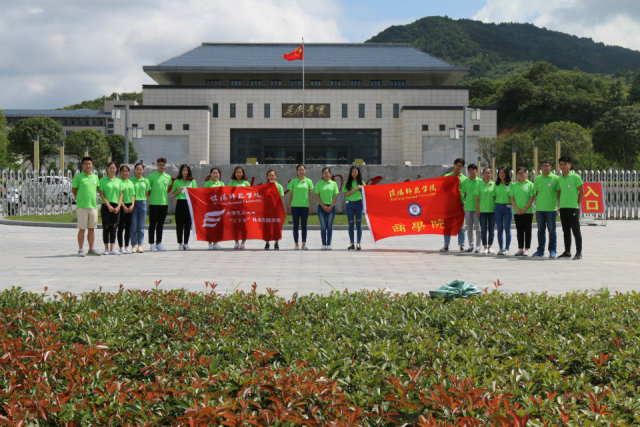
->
[460,177,481,211]
[509,180,535,213]
[228,180,250,187]
[314,180,339,205]
[534,174,560,212]
[287,177,314,207]
[342,181,364,202]
[173,178,197,200]
[148,171,172,206]
[204,180,224,188]
[474,180,496,213]
[558,171,584,209]
[120,178,135,204]
[270,181,284,197]
[72,172,99,209]
[494,182,511,204]
[131,176,150,201]
[98,176,122,204]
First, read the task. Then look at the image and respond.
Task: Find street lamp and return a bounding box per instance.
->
[449,107,481,161]
[112,106,142,164]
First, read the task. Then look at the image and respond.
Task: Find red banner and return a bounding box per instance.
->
[581,182,605,213]
[363,176,464,242]
[185,183,286,242]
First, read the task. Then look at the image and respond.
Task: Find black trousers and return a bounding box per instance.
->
[148,204,168,244]
[559,208,582,253]
[513,213,533,249]
[101,202,120,245]
[117,202,132,247]
[175,199,191,244]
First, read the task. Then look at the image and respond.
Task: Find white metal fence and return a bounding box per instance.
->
[1,168,639,219]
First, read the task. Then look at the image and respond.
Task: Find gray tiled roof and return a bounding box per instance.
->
[3,109,110,117]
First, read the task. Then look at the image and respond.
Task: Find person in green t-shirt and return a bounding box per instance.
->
[461,163,481,253]
[509,166,536,256]
[228,166,251,249]
[475,167,496,254]
[442,158,468,252]
[204,167,224,250]
[172,164,197,251]
[314,167,339,250]
[557,156,584,260]
[343,165,365,250]
[494,167,513,255]
[117,165,136,254]
[147,157,172,252]
[130,163,150,253]
[532,159,560,258]
[71,156,100,256]
[287,164,313,250]
[264,169,285,250]
[98,161,123,255]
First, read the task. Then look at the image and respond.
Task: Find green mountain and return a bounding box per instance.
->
[367,16,640,80]
[61,92,142,110]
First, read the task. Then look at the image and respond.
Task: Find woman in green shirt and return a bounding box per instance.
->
[172,164,197,250]
[343,165,365,250]
[228,166,250,249]
[130,163,150,253]
[287,164,313,250]
[98,161,123,255]
[117,165,135,254]
[494,167,513,255]
[264,169,285,250]
[509,167,536,256]
[475,167,496,255]
[314,167,339,250]
[204,167,224,250]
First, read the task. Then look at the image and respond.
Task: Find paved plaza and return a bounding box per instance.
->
[0,221,638,297]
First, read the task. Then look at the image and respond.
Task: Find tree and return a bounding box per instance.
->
[495,132,535,170]
[65,129,109,167]
[106,134,138,165]
[628,72,640,104]
[592,105,640,169]
[532,121,592,169]
[7,116,63,165]
[466,78,498,106]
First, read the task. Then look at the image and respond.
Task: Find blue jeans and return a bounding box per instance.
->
[494,203,512,250]
[536,211,557,252]
[291,206,309,244]
[345,200,363,244]
[479,212,495,246]
[130,201,147,246]
[318,205,336,245]
[444,224,465,246]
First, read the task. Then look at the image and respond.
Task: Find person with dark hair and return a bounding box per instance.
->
[98,161,123,255]
[494,166,513,255]
[510,167,536,256]
[475,167,496,254]
[117,164,135,254]
[204,167,224,250]
[557,156,584,260]
[315,167,339,250]
[130,163,150,253]
[72,157,101,256]
[228,166,250,249]
[264,169,284,250]
[287,164,313,250]
[532,160,560,258]
[343,165,365,250]
[172,164,197,250]
[460,163,481,252]
[147,157,171,251]
[442,158,467,252]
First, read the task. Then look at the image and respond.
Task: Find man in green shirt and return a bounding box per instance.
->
[147,157,172,251]
[532,160,560,258]
[460,163,482,252]
[71,157,100,256]
[557,156,584,260]
[442,158,467,252]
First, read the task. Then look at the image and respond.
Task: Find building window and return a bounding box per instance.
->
[230,103,236,118]
[107,130,114,135]
[213,103,218,118]
[230,79,242,86]
[270,80,282,86]
[393,103,399,118]
[264,103,270,118]
[165,124,172,131]
[370,80,381,86]
[439,124,446,131]
[247,103,253,118]
[375,103,382,118]
[205,79,223,86]
[249,80,262,86]
[132,123,138,128]
[148,123,155,130]
[358,103,365,118]
[183,124,190,131]
[107,122,113,129]
[473,124,480,131]
[66,130,73,136]
[422,125,429,131]
[330,80,342,86]
[290,79,302,87]
[342,103,348,118]
[350,80,362,86]
[309,80,322,86]
[390,80,406,86]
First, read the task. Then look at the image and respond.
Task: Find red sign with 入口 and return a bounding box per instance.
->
[581,182,604,213]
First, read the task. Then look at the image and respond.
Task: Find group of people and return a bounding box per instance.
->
[71,158,366,255]
[442,157,583,259]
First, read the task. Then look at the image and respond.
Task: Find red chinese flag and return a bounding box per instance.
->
[363,176,465,242]
[185,183,286,242]
[283,45,303,61]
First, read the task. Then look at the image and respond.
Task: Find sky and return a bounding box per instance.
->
[1,0,640,109]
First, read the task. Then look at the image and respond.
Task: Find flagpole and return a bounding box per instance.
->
[302,37,305,164]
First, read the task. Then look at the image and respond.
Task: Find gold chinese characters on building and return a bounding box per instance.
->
[282,103,330,118]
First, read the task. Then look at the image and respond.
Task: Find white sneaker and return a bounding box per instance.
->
[109,249,121,255]
[212,243,222,250]
[156,244,166,251]
[326,245,332,250]
[239,243,245,250]
[120,248,126,254]
[150,244,157,252]
[178,244,184,251]
[183,244,189,251]
[234,242,240,249]
[488,248,496,254]
[208,243,214,250]
[482,248,489,255]
[475,246,481,253]
[102,249,110,256]
[137,246,144,253]
[503,249,509,256]
[515,249,524,256]
[497,249,504,255]
[321,245,326,250]
[77,249,85,257]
